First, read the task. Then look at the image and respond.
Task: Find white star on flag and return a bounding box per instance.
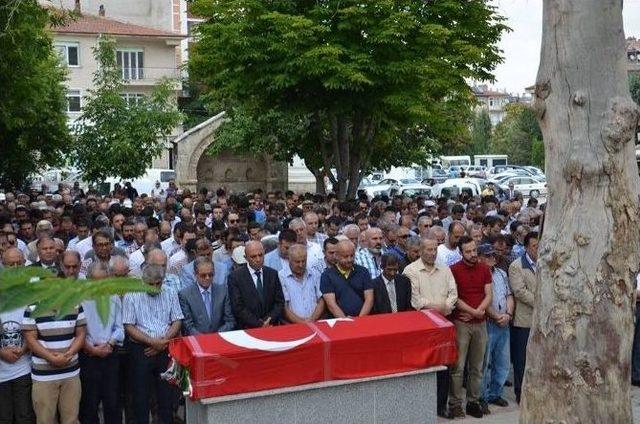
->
[321,317,354,328]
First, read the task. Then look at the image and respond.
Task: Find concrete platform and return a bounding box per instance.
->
[187,367,443,424]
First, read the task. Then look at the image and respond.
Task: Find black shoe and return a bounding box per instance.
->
[504,379,513,387]
[466,401,484,418]
[479,400,491,415]
[489,397,509,407]
[449,405,466,419]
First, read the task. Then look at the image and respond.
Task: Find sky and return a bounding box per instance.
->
[490,0,640,94]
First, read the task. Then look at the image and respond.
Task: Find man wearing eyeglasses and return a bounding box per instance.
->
[178,257,235,336]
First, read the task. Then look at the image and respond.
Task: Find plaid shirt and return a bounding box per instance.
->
[355,248,382,279]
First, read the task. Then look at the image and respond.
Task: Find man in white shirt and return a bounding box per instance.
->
[436,221,465,267]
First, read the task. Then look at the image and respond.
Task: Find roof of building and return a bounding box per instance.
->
[51,12,184,38]
[627,37,640,52]
[472,88,510,98]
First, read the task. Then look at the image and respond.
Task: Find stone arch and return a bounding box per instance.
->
[175,112,287,192]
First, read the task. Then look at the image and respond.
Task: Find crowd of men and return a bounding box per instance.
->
[0,181,546,422]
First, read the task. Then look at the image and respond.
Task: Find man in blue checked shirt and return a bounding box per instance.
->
[477,243,513,414]
[355,227,385,279]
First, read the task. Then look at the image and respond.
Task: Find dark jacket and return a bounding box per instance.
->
[372,274,413,314]
[228,265,285,329]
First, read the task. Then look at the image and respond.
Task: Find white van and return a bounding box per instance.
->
[431,178,481,198]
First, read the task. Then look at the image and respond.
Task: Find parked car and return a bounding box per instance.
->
[399,184,432,197]
[399,178,421,185]
[362,180,401,198]
[422,169,449,185]
[463,165,487,178]
[431,178,482,198]
[499,176,547,197]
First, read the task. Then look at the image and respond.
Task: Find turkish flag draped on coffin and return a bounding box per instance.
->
[169,310,457,400]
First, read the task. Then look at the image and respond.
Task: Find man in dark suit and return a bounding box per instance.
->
[372,254,412,314]
[29,236,60,274]
[179,257,236,335]
[228,241,284,328]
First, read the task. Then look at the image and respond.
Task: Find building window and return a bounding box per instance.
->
[116,49,144,80]
[121,92,145,106]
[55,43,79,66]
[66,90,81,112]
[489,98,494,107]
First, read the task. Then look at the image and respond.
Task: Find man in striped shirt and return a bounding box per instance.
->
[22,299,87,424]
[123,263,183,424]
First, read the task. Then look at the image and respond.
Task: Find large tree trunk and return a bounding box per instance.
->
[521,1,640,422]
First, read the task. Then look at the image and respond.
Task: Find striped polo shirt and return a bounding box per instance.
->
[22,306,86,382]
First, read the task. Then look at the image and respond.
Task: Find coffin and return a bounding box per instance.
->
[169,310,457,400]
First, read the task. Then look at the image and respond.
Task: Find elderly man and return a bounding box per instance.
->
[0,248,35,424]
[179,257,235,335]
[80,262,124,424]
[228,241,285,329]
[320,240,374,318]
[60,250,82,280]
[146,249,183,294]
[264,228,297,272]
[109,256,130,278]
[30,237,60,273]
[355,227,385,279]
[341,224,360,248]
[279,244,325,323]
[403,238,458,418]
[288,218,325,274]
[123,264,183,424]
[417,215,433,238]
[405,236,421,264]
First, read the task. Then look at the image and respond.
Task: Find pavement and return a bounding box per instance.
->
[437,384,640,423]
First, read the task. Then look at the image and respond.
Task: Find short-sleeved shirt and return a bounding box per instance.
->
[279,268,323,320]
[320,265,373,317]
[450,260,492,323]
[123,286,184,339]
[1,308,31,383]
[22,306,86,381]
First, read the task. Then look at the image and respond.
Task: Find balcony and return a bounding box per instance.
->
[119,67,183,86]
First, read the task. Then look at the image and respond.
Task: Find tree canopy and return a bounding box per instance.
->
[0,0,71,189]
[189,0,507,198]
[490,103,543,166]
[470,109,492,156]
[73,36,182,183]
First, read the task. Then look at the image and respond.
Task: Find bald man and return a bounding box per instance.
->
[320,240,374,318]
[355,227,385,279]
[1,247,25,268]
[1,248,35,424]
[227,241,284,329]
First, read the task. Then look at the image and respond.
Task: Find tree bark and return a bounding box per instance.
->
[521,1,640,422]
